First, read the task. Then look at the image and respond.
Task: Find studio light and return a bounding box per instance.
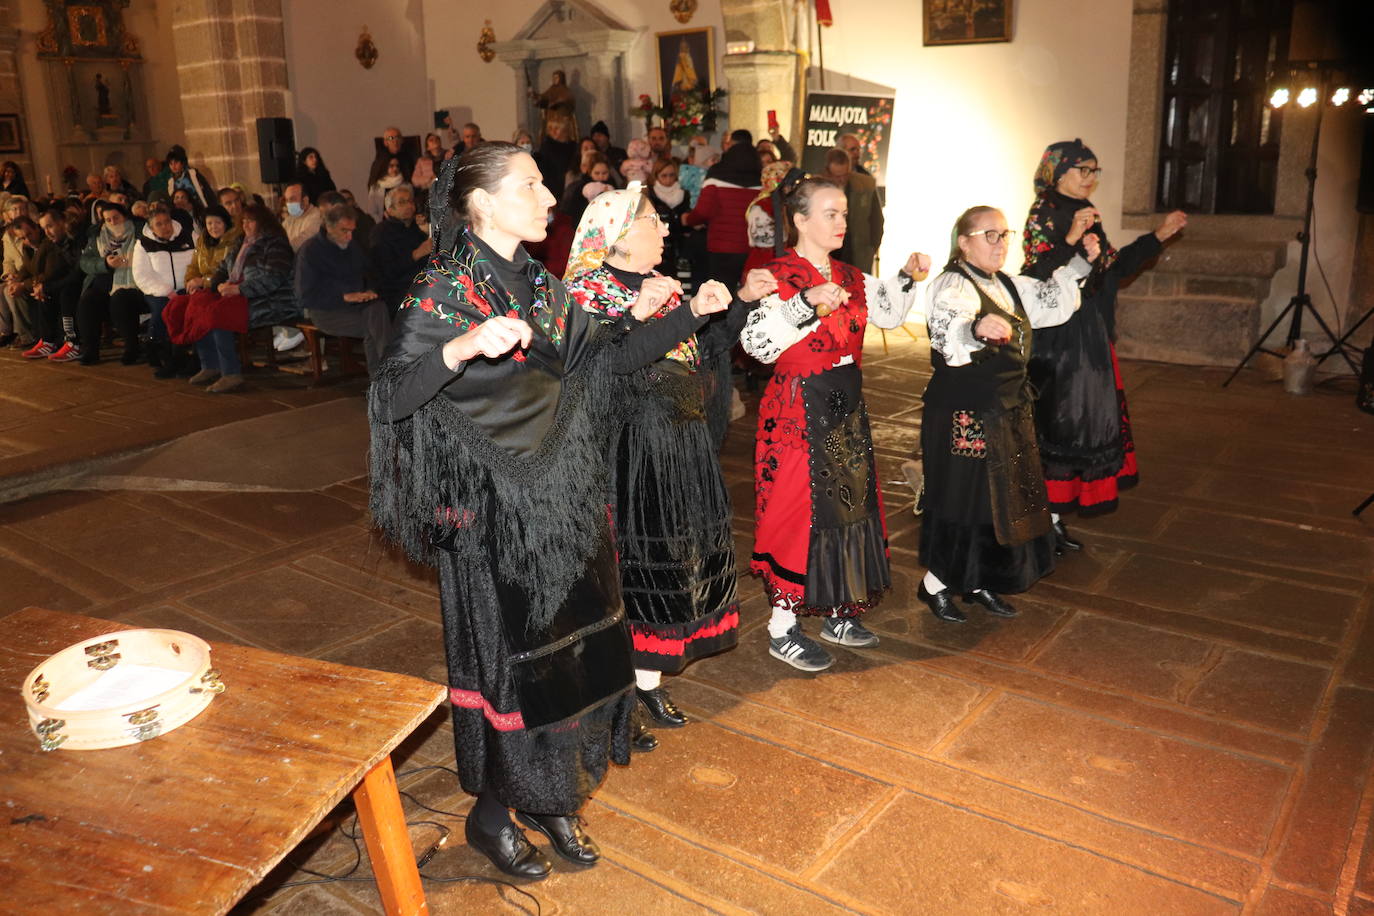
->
[1270,87,1290,108]
[1297,87,1318,107]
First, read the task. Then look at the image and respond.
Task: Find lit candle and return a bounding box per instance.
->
[45,174,52,195]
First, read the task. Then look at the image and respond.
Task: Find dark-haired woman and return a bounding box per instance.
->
[368,143,650,881]
[920,206,1097,624]
[646,159,692,277]
[741,177,930,672]
[294,147,336,204]
[365,156,405,223]
[0,160,29,200]
[564,185,754,748]
[1021,139,1187,547]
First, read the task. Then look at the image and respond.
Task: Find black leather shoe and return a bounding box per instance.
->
[632,715,658,752]
[919,581,966,623]
[463,815,552,880]
[1053,520,1083,555]
[516,812,601,866]
[964,589,1018,618]
[636,686,687,728]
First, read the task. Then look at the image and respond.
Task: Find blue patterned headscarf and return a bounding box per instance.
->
[1034,139,1097,195]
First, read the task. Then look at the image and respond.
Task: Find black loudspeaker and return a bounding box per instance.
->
[256,117,296,185]
[1359,113,1374,215]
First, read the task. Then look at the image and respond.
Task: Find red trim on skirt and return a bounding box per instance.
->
[449,686,525,732]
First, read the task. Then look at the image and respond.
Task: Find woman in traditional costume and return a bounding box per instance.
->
[919,206,1099,623]
[368,144,640,881]
[564,183,766,744]
[740,177,930,672]
[1021,139,1187,549]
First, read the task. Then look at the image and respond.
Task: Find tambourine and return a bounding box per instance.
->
[22,629,225,752]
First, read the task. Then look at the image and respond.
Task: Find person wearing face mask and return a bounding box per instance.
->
[646,159,691,277]
[563,183,745,751]
[920,206,1099,625]
[295,201,384,375]
[511,128,535,155]
[280,182,322,252]
[1021,140,1187,549]
[740,177,931,671]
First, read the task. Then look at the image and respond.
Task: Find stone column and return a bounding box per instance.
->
[1121,0,1166,221]
[0,0,34,183]
[171,0,288,190]
[719,0,800,143]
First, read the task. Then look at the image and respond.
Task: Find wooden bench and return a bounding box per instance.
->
[296,322,366,384]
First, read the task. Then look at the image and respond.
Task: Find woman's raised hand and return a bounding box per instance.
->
[690,279,731,317]
[1065,207,1100,245]
[1155,210,1188,242]
[444,315,533,368]
[738,268,778,302]
[1082,233,1102,263]
[632,276,683,321]
[804,281,849,318]
[902,252,932,280]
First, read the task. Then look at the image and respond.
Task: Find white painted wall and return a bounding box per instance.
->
[282,0,431,197]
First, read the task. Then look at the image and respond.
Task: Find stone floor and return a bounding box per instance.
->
[2,328,1373,915]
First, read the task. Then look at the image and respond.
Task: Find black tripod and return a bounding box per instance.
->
[1224,81,1360,386]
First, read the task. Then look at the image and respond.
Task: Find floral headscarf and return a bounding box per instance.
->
[563,181,645,281]
[1034,139,1097,195]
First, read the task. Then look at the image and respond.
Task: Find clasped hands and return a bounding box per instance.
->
[630,276,731,322]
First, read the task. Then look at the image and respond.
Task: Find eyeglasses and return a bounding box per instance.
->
[635,212,664,227]
[964,229,1015,244]
[1071,166,1103,179]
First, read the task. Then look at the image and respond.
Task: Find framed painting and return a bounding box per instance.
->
[923,0,1013,46]
[656,28,713,106]
[0,114,23,154]
[66,6,110,48]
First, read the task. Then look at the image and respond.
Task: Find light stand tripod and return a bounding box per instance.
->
[1224,73,1360,386]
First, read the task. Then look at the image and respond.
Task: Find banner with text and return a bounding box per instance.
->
[801,91,896,187]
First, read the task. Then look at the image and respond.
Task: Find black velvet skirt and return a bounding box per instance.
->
[436,534,634,815]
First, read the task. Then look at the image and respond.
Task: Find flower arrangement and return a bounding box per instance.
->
[631,87,727,143]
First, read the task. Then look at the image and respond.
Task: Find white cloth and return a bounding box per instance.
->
[740,269,925,365]
[767,605,796,639]
[924,256,1090,367]
[652,181,685,209]
[130,226,194,298]
[634,669,662,691]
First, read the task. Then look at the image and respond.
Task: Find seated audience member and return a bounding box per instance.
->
[82,173,104,203]
[34,209,85,362]
[141,157,166,201]
[75,202,143,364]
[372,126,417,184]
[171,187,204,233]
[512,127,534,152]
[281,182,322,252]
[175,202,298,393]
[10,217,48,357]
[590,120,627,173]
[1,195,33,346]
[163,145,216,209]
[369,184,430,315]
[295,201,385,375]
[218,185,245,225]
[366,156,404,223]
[183,204,240,292]
[102,164,138,199]
[1,160,30,198]
[334,189,377,248]
[129,204,197,378]
[560,152,614,225]
[411,133,449,192]
[460,122,484,154]
[294,147,336,203]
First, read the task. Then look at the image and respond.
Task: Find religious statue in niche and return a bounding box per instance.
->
[94,72,115,124]
[531,70,578,141]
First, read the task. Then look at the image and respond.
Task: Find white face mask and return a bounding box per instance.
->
[285,201,304,217]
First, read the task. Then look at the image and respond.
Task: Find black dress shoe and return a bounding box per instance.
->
[636,686,687,728]
[516,811,601,866]
[1053,520,1083,555]
[632,715,658,752]
[918,581,966,623]
[963,589,1018,618]
[463,815,552,880]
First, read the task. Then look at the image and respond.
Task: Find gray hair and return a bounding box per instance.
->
[383,183,415,211]
[322,202,357,227]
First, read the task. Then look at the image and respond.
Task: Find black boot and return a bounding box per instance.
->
[1053,520,1083,555]
[120,336,141,365]
[153,341,178,379]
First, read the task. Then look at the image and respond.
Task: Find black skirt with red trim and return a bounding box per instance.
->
[612,368,740,673]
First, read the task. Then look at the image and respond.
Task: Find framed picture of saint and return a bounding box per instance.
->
[0,114,23,154]
[655,28,713,107]
[923,0,1013,46]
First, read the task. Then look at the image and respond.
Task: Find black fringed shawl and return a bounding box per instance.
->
[367,222,619,635]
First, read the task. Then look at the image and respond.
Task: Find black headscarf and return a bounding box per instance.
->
[1034,139,1097,195]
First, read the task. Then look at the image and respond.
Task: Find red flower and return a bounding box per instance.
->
[419,297,436,313]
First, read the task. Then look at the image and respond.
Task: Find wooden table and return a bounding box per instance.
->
[0,608,447,915]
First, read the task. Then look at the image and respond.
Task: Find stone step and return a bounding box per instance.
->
[1151,238,1289,278]
[1120,271,1273,303]
[1116,294,1262,367]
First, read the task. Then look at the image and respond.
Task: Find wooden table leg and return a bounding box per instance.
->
[352,756,429,916]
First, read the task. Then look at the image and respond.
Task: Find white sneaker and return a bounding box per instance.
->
[273,327,304,352]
